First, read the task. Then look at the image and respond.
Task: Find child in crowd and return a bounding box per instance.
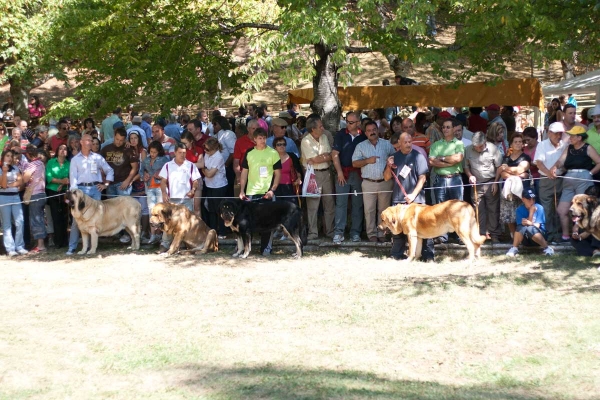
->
[506,188,554,257]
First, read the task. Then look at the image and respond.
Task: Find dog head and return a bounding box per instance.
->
[150,202,170,230]
[570,194,598,229]
[66,189,87,215]
[219,200,239,228]
[378,204,407,235]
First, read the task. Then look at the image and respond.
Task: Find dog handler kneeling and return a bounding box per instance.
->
[384,132,434,261]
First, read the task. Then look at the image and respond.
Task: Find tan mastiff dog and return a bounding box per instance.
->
[378,200,486,262]
[570,194,600,240]
[150,202,218,256]
[66,189,141,254]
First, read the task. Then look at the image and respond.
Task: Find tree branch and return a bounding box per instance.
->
[345,46,373,54]
[219,22,280,34]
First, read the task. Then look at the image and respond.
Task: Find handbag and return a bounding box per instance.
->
[301,164,321,198]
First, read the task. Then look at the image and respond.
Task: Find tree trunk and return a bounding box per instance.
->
[386,54,412,78]
[310,42,341,133]
[560,59,575,80]
[9,78,30,120]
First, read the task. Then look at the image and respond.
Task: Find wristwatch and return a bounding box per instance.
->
[441,156,446,162]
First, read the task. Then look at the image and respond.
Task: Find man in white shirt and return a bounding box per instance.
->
[158,142,201,253]
[533,122,567,243]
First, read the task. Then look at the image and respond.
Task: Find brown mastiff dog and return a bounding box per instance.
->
[570,194,600,240]
[150,202,218,256]
[66,189,141,254]
[378,200,486,262]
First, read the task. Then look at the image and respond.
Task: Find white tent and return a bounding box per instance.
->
[542,69,600,101]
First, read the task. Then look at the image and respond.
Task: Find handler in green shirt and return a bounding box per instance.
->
[429,118,465,203]
[45,144,70,248]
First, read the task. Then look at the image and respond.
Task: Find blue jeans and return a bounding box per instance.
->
[28,193,47,240]
[146,188,163,213]
[0,193,25,252]
[107,183,132,197]
[334,171,364,237]
[68,186,101,251]
[433,174,463,243]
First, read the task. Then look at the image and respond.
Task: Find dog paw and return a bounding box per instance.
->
[232,253,240,258]
[240,253,249,259]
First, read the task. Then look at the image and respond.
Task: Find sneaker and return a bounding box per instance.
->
[506,246,519,257]
[351,234,361,242]
[66,249,75,256]
[333,234,344,245]
[17,248,28,255]
[543,247,555,256]
[141,237,152,245]
[262,249,271,256]
[120,234,131,244]
[8,251,18,257]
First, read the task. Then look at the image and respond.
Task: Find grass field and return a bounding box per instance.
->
[1,246,599,400]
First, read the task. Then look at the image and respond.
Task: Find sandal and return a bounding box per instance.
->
[30,247,47,254]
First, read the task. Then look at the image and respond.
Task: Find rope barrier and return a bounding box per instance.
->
[0,174,598,208]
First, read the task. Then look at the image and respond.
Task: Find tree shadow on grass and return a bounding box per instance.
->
[175,363,555,400]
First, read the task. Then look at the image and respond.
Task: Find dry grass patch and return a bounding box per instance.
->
[1,248,599,399]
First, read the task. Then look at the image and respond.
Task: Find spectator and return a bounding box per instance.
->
[91,137,101,153]
[101,128,138,197]
[127,115,149,148]
[81,118,96,136]
[501,106,516,140]
[429,117,465,244]
[50,120,70,155]
[198,137,228,238]
[561,104,586,142]
[140,113,153,142]
[426,110,450,144]
[486,122,508,156]
[239,127,281,255]
[141,141,169,245]
[497,134,531,240]
[551,126,600,242]
[12,127,29,150]
[485,104,507,140]
[45,144,70,248]
[27,96,45,127]
[266,118,299,157]
[272,136,302,207]
[164,113,182,142]
[212,116,237,197]
[403,117,430,153]
[158,143,201,253]
[301,114,335,240]
[383,132,433,261]
[0,150,27,256]
[197,111,214,136]
[522,127,540,197]
[505,188,554,257]
[151,123,176,159]
[22,145,47,253]
[67,134,81,160]
[31,125,49,151]
[369,108,390,138]
[100,107,122,143]
[352,120,395,242]
[128,131,150,242]
[464,131,503,242]
[233,119,257,184]
[180,130,204,217]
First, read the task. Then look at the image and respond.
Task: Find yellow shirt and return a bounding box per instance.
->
[301,133,331,170]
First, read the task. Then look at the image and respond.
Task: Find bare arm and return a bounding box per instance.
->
[239,168,249,199]
[588,146,600,176]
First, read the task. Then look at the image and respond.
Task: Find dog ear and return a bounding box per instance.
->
[161,207,172,220]
[77,197,85,211]
[586,195,598,208]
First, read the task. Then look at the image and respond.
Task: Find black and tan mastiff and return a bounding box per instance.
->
[150,202,218,256]
[378,200,486,262]
[66,189,141,254]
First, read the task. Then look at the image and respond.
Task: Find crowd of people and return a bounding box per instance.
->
[1,94,600,260]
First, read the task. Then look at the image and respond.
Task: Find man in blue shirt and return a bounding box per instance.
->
[266,118,299,157]
[506,188,554,257]
[164,114,182,142]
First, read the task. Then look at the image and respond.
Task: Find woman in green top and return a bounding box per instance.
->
[45,144,70,248]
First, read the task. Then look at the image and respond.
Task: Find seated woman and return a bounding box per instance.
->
[552,126,600,243]
[497,134,531,240]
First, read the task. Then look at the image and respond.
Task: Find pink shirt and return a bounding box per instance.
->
[257,118,269,132]
[24,159,46,195]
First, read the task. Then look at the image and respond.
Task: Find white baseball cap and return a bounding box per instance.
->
[588,105,600,118]
[548,122,565,132]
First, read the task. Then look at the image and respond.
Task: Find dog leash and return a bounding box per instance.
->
[390,164,409,199]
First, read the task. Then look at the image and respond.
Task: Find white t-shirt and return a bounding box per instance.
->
[204,151,228,189]
[158,160,201,198]
[533,139,567,175]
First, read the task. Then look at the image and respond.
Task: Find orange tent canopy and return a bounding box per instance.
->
[288,78,544,110]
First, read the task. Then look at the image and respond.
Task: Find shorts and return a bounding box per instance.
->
[560,170,593,203]
[517,225,545,246]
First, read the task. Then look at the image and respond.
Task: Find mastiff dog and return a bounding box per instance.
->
[378,200,486,262]
[219,199,305,259]
[150,202,219,256]
[66,189,141,254]
[570,194,600,240]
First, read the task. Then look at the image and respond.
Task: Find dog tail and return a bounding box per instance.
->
[470,210,487,245]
